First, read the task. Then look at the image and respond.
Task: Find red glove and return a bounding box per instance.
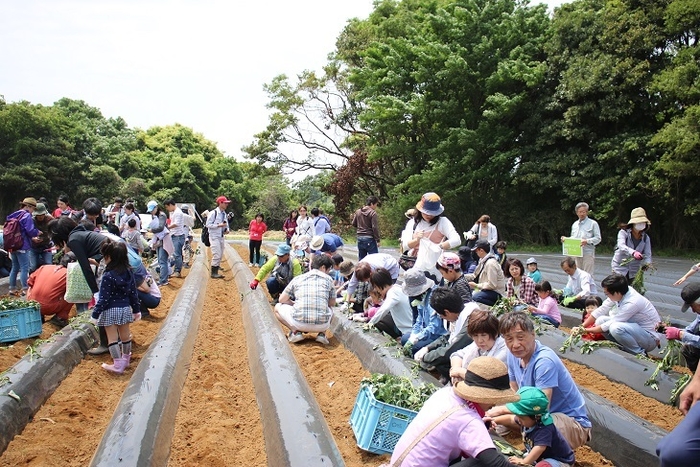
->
[665,327,682,340]
[633,251,643,260]
[249,279,259,290]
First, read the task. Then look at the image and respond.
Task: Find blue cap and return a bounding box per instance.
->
[275,244,292,256]
[146,200,158,213]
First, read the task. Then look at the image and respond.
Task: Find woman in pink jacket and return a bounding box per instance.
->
[248,213,268,267]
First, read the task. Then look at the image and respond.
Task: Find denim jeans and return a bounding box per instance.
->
[157,246,169,285]
[596,316,657,354]
[357,237,378,261]
[171,234,185,272]
[9,250,30,292]
[266,277,286,295]
[138,290,161,313]
[472,289,501,306]
[400,331,442,355]
[29,248,53,273]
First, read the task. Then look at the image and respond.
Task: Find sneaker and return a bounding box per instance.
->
[248,263,254,267]
[158,281,170,287]
[172,271,182,278]
[315,332,329,345]
[288,331,304,343]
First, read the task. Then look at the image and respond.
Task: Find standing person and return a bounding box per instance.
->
[465,240,506,306]
[310,207,331,235]
[405,192,461,281]
[205,196,231,279]
[53,194,73,218]
[274,254,336,345]
[352,195,381,260]
[559,257,597,310]
[29,203,54,272]
[6,197,39,296]
[146,200,172,286]
[248,213,268,267]
[295,205,314,239]
[283,209,299,246]
[486,312,592,450]
[464,214,498,249]
[662,283,700,372]
[119,202,141,233]
[561,202,601,276]
[164,199,186,278]
[90,241,141,374]
[574,273,661,355]
[611,207,652,282]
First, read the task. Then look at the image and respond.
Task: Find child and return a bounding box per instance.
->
[494,241,508,273]
[505,386,575,467]
[435,252,472,303]
[581,296,605,341]
[364,288,383,320]
[91,241,141,374]
[330,253,345,292]
[121,218,142,254]
[526,257,542,284]
[527,281,561,327]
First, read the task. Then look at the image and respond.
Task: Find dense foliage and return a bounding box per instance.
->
[246,0,700,249]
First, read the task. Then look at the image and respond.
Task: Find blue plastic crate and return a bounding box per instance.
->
[349,385,418,455]
[0,305,43,343]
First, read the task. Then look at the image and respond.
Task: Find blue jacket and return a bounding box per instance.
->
[410,287,448,342]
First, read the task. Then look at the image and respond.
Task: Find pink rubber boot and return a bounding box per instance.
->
[123,354,131,367]
[102,357,128,374]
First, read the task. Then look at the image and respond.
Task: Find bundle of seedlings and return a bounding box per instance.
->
[360,373,437,412]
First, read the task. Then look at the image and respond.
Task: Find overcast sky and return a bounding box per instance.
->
[1,0,567,161]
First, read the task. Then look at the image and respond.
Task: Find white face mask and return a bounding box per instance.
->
[633,223,646,231]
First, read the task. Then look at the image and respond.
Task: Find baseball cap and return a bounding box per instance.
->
[216,196,231,204]
[681,283,700,312]
[471,240,490,252]
[146,200,158,213]
[437,252,461,270]
[505,386,553,426]
[526,257,537,265]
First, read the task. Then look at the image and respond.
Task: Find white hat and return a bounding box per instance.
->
[310,235,324,251]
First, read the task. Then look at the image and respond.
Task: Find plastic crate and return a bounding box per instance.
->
[349,385,418,455]
[0,305,43,343]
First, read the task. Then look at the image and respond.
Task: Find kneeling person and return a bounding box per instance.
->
[250,244,302,302]
[274,254,336,345]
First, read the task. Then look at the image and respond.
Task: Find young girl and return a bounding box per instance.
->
[527,281,561,327]
[248,213,267,267]
[526,257,542,284]
[91,241,141,374]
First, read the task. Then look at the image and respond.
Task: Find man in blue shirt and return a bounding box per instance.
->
[485,312,592,450]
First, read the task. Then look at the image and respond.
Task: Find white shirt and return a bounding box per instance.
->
[168,207,186,236]
[565,268,597,297]
[592,287,660,333]
[369,284,413,334]
[346,253,400,295]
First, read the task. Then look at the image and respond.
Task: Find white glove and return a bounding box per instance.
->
[93,292,100,302]
[133,312,142,322]
[89,317,99,326]
[414,346,429,362]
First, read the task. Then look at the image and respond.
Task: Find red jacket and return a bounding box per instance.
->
[249,220,268,241]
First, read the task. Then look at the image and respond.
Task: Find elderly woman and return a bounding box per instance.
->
[404,193,461,281]
[611,207,652,282]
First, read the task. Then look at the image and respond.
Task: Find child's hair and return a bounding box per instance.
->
[128,218,136,228]
[535,281,552,294]
[494,240,507,250]
[255,212,265,220]
[101,240,130,274]
[331,253,344,266]
[585,296,603,308]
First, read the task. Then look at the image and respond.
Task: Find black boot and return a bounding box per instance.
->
[211,266,224,279]
[88,326,110,355]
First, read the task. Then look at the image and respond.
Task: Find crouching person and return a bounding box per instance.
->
[386,357,521,467]
[274,254,336,345]
[250,244,302,303]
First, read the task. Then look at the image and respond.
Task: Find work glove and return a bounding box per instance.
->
[632,251,643,260]
[562,296,576,307]
[665,327,682,340]
[249,279,259,290]
[414,346,429,362]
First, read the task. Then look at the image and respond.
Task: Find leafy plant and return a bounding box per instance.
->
[0,298,40,311]
[491,296,520,318]
[361,373,437,412]
[559,331,582,353]
[644,339,683,391]
[579,340,620,354]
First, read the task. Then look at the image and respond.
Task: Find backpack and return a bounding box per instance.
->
[3,213,26,252]
[201,225,210,247]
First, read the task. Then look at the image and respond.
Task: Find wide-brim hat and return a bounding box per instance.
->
[681,283,700,312]
[276,244,291,256]
[402,269,435,297]
[21,197,37,208]
[453,356,520,406]
[32,203,48,216]
[339,260,355,277]
[310,235,324,251]
[628,207,650,225]
[415,192,444,216]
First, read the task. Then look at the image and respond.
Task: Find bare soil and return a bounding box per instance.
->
[0,244,684,466]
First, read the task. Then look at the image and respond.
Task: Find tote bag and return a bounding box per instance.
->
[64,263,94,303]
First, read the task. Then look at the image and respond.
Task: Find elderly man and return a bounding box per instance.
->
[274,254,336,345]
[561,202,601,275]
[345,252,400,297]
[560,256,598,310]
[486,312,592,450]
[250,244,303,303]
[663,283,700,372]
[205,196,231,279]
[351,195,380,260]
[464,240,505,306]
[576,273,660,355]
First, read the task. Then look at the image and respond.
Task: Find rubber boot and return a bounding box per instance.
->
[88,326,110,355]
[123,354,132,367]
[211,266,224,279]
[102,356,128,374]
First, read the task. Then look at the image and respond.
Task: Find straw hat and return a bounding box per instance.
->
[453,357,520,405]
[310,235,325,251]
[627,207,650,225]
